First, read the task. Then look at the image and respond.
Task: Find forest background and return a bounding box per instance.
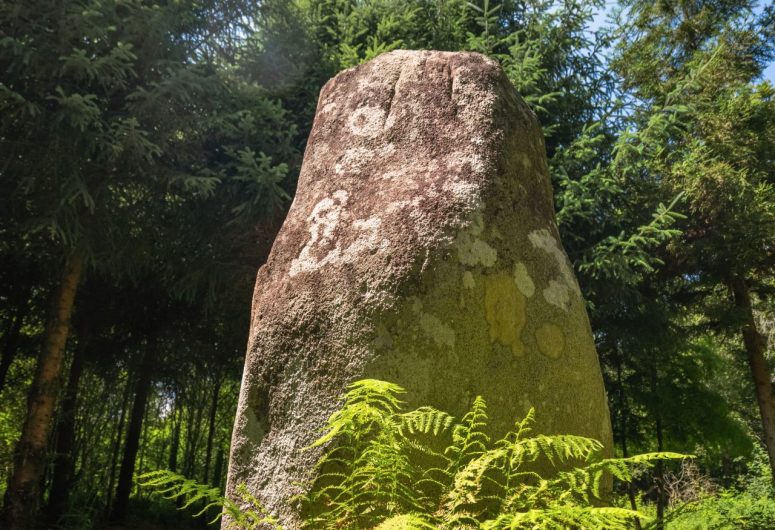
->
[1,0,774,528]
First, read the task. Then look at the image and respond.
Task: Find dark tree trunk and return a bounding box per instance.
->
[649,355,666,530]
[183,394,205,478]
[730,275,775,481]
[109,339,155,522]
[1,253,83,530]
[615,345,641,530]
[655,415,666,530]
[44,338,86,526]
[135,399,152,501]
[106,374,132,515]
[169,397,181,473]
[203,379,221,484]
[213,448,224,490]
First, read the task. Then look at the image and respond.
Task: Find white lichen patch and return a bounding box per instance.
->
[528,229,582,297]
[342,217,385,261]
[318,100,339,116]
[543,280,570,311]
[419,312,456,349]
[373,325,393,350]
[469,212,485,236]
[470,134,485,146]
[289,191,389,276]
[455,212,497,267]
[334,146,374,175]
[446,179,479,203]
[457,233,497,267]
[347,105,386,139]
[513,262,535,298]
[535,323,565,359]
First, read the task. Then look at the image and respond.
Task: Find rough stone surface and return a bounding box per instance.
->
[225,50,612,527]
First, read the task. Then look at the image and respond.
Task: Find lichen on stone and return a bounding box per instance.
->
[513,262,535,298]
[535,323,565,359]
[484,273,526,356]
[542,279,571,311]
[418,312,456,349]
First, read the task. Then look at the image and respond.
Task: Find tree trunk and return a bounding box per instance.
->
[615,345,641,530]
[44,338,86,526]
[1,253,83,530]
[203,379,221,484]
[169,396,181,472]
[655,415,666,530]
[213,448,224,490]
[730,275,775,481]
[136,399,151,501]
[105,374,132,516]
[183,393,205,478]
[109,339,155,521]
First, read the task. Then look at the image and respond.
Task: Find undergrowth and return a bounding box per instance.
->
[141,379,688,529]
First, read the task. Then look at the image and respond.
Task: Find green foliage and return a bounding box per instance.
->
[141,380,688,529]
[667,490,775,530]
[139,470,283,529]
[576,193,686,284]
[301,379,687,529]
[2,0,774,527]
[664,455,775,530]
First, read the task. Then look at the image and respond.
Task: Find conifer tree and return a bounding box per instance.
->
[609,0,775,480]
[0,1,294,526]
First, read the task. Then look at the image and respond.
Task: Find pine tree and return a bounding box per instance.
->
[609,0,775,482]
[0,1,294,526]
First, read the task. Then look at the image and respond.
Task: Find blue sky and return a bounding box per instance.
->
[588,2,775,83]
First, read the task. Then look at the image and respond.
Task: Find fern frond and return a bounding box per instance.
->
[553,451,690,500]
[138,471,283,529]
[446,396,491,474]
[374,513,439,529]
[310,379,405,448]
[399,406,455,436]
[482,506,646,529]
[300,380,683,530]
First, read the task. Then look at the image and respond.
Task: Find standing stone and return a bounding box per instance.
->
[226,50,612,526]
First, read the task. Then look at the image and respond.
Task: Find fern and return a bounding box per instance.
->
[482,506,647,529]
[447,395,491,473]
[137,470,282,529]
[301,380,690,529]
[142,379,689,530]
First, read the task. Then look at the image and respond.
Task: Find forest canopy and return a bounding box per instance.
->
[0,0,774,529]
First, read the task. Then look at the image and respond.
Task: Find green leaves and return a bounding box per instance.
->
[138,470,283,529]
[141,379,689,529]
[301,379,689,529]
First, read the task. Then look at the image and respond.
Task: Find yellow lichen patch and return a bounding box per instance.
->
[484,274,525,356]
[535,323,565,359]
